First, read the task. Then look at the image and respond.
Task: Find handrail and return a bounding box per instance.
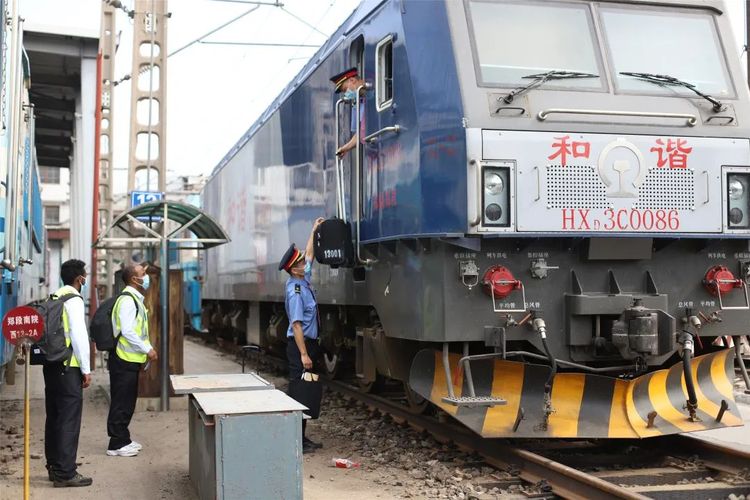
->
[537,108,698,126]
[364,125,400,144]
[354,84,377,266]
[469,160,481,227]
[334,99,346,222]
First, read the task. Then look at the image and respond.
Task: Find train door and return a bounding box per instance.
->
[333,36,364,225]
[367,34,397,232]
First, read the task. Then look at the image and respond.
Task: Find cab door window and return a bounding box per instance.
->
[376,35,393,111]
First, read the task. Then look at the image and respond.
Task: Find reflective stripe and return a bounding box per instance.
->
[112,293,149,364]
[54,287,80,368]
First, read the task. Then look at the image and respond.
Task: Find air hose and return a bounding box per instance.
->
[680,330,699,421]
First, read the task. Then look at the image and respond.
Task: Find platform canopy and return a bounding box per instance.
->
[94,200,230,250]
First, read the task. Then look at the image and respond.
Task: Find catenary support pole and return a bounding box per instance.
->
[160,204,170,411]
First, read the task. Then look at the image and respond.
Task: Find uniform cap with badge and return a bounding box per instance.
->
[329,67,358,93]
[279,244,305,274]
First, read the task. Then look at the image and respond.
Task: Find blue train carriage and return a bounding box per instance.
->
[202,0,749,439]
[0,6,49,385]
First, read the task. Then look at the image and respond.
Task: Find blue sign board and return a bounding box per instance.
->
[130,191,164,222]
[130,191,164,208]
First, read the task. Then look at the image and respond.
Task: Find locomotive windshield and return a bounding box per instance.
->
[467,1,604,89]
[601,6,733,97]
[466,1,732,98]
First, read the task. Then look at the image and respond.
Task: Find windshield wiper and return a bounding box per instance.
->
[620,72,724,112]
[502,70,599,104]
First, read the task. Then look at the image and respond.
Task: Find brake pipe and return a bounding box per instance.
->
[679,330,700,421]
[532,318,556,429]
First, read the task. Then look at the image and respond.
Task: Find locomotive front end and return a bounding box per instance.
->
[409,0,749,438]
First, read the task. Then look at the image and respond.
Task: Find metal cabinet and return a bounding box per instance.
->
[172,374,306,500]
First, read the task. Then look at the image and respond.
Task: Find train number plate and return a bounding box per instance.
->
[561,208,680,232]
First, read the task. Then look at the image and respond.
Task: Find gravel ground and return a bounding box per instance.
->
[1,335,748,500]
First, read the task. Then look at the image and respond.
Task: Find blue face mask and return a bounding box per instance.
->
[304,260,312,275]
[344,89,357,101]
[139,275,151,290]
[79,277,89,298]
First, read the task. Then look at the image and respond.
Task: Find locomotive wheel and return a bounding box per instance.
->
[403,381,429,414]
[322,351,341,379]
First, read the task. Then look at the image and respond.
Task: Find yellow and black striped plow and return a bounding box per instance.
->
[408,348,743,438]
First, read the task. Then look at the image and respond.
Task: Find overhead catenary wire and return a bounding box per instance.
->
[114,4,264,85]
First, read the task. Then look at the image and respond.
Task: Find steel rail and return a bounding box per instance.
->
[324,379,646,500]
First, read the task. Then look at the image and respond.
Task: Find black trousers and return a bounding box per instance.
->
[107,354,142,450]
[43,363,83,480]
[287,338,322,439]
[286,337,322,380]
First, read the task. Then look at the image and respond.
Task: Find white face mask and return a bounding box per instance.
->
[79,277,89,297]
[137,275,151,290]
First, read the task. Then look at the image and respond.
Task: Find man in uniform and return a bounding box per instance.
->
[44,259,93,487]
[279,217,325,453]
[331,67,367,158]
[106,264,157,457]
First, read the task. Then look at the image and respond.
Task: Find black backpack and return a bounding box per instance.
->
[89,292,140,352]
[28,293,80,364]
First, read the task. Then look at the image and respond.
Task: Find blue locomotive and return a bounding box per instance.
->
[202,0,749,438]
[0,2,50,386]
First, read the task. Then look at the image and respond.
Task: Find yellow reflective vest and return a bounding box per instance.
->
[54,286,81,368]
[112,291,150,364]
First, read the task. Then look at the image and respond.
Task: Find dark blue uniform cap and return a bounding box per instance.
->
[279,244,304,272]
[330,67,358,93]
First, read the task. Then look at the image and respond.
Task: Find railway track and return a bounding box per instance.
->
[325,379,750,500]
[216,339,750,499]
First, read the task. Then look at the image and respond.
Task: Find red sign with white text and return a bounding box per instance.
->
[2,306,44,345]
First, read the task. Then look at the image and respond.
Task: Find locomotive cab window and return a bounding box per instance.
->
[465,0,604,91]
[600,6,733,98]
[376,36,393,111]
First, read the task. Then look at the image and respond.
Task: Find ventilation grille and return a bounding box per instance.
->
[634,168,695,210]
[545,165,610,209]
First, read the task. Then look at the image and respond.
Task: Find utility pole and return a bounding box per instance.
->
[96,2,117,298]
[127,0,168,195]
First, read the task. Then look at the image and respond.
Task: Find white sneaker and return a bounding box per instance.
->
[130,441,142,451]
[106,443,139,457]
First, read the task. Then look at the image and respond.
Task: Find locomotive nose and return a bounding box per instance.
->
[408,348,742,439]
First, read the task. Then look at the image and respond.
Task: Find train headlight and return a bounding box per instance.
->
[485,203,503,221]
[481,166,510,227]
[729,178,745,200]
[726,173,750,229]
[485,173,504,195]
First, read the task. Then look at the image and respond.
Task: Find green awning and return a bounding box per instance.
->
[94,200,230,250]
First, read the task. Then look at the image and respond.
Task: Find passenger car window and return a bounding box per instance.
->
[466,0,604,90]
[600,7,733,97]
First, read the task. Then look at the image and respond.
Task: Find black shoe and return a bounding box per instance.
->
[53,473,93,488]
[303,437,322,450]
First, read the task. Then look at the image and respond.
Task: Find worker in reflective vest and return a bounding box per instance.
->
[44,259,93,487]
[106,264,157,457]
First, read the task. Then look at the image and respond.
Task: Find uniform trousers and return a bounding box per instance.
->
[286,337,322,380]
[43,362,83,480]
[286,337,322,438]
[107,353,142,450]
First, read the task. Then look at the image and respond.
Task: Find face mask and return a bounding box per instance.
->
[344,89,357,101]
[138,275,151,290]
[79,277,89,298]
[304,260,312,274]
